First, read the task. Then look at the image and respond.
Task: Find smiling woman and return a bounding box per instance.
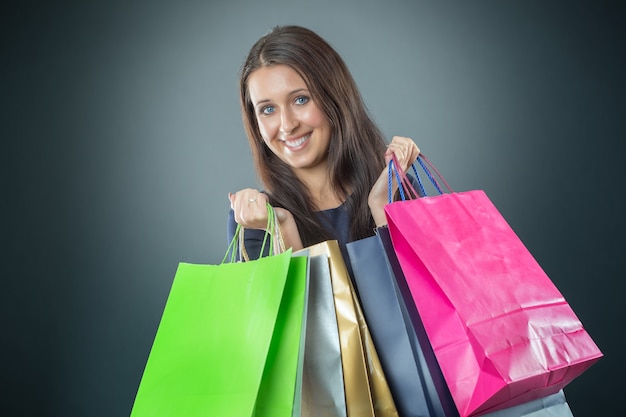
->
[227,25,420,259]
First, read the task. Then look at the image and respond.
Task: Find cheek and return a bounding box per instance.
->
[256,117,278,141]
[301,106,327,128]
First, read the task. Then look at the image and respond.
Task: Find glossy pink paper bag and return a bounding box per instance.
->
[384,159,602,417]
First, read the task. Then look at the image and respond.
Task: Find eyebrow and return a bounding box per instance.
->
[253,88,309,107]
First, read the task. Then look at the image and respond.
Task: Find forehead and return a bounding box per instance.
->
[248,64,308,103]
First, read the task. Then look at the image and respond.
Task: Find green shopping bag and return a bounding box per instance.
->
[254,252,309,416]
[131,204,308,417]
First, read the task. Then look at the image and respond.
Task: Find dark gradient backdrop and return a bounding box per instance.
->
[3,1,625,416]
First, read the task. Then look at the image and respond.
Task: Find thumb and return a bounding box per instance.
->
[274,207,291,224]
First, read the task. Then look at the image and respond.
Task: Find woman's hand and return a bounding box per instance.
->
[384,136,420,173]
[229,188,272,230]
[368,136,420,227]
[228,188,304,251]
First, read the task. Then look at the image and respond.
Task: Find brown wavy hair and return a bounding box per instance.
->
[239,25,387,246]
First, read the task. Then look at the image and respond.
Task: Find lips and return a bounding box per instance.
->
[284,133,311,149]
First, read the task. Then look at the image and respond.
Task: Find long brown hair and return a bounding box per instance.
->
[239,25,387,246]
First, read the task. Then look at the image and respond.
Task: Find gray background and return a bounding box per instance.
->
[3,0,624,416]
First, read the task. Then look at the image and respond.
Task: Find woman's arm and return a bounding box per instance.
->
[368,136,420,226]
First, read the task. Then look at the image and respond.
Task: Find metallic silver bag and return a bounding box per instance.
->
[300,254,347,417]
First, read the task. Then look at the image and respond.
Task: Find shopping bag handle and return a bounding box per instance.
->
[388,154,419,203]
[419,154,453,194]
[388,153,454,202]
[239,205,286,262]
[223,203,286,263]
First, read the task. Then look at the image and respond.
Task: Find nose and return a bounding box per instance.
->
[279,108,298,136]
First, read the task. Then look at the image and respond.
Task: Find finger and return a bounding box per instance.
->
[257,192,268,208]
[238,190,270,228]
[245,193,259,206]
[231,189,258,223]
[407,143,420,164]
[390,137,420,165]
[386,143,407,165]
[244,192,268,217]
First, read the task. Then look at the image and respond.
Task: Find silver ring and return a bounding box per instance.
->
[247,197,257,205]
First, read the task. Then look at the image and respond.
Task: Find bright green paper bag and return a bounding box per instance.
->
[254,253,308,416]
[131,204,308,417]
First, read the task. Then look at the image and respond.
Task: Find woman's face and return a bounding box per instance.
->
[247,64,332,173]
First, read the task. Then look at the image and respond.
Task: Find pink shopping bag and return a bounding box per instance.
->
[384,155,602,417]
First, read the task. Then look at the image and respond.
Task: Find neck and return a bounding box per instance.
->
[294,163,345,211]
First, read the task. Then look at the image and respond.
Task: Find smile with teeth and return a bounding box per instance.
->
[284,133,311,148]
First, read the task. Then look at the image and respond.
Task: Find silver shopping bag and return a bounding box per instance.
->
[301,254,347,417]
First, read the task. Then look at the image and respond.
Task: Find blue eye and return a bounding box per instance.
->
[261,105,275,115]
[295,96,309,105]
